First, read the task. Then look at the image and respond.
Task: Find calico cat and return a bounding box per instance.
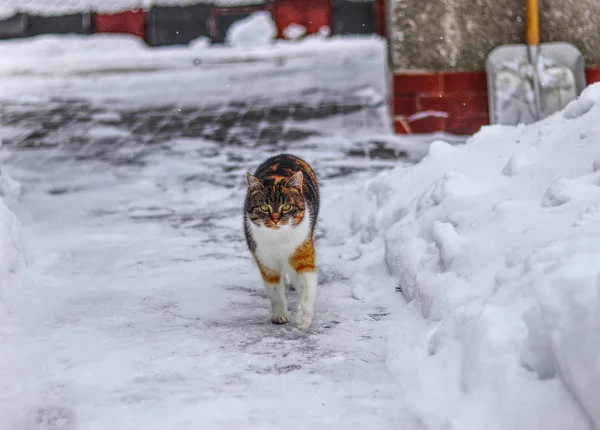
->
[244,154,320,331]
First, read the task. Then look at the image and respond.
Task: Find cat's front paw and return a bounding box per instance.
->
[271,312,289,324]
[296,313,313,331]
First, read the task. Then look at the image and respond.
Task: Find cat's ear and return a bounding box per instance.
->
[285,171,303,189]
[246,173,264,191]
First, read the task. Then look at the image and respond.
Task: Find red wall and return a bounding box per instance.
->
[392,72,489,135]
[393,69,600,135]
[93,9,146,38]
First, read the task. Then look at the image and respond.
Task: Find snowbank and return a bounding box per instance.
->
[0,34,388,111]
[225,11,277,47]
[0,33,384,78]
[343,83,600,428]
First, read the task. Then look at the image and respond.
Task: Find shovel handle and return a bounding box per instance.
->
[527,0,540,46]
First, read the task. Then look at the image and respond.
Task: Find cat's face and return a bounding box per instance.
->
[245,172,305,229]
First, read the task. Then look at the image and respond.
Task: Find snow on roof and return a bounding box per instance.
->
[213,0,266,5]
[0,0,144,18]
[0,0,266,19]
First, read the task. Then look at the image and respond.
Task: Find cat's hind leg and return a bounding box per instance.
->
[284,273,295,291]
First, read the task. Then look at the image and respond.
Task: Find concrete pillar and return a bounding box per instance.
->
[540,0,600,68]
[388,0,600,72]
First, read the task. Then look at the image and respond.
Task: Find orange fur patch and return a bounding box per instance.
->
[254,255,280,284]
[289,237,316,273]
[290,211,304,227]
[294,159,317,183]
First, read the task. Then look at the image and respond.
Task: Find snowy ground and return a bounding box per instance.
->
[0,35,435,429]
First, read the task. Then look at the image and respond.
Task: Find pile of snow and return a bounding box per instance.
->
[0,34,159,77]
[0,33,388,110]
[340,83,600,428]
[0,33,383,79]
[316,25,332,37]
[281,24,331,41]
[225,11,277,47]
[283,23,307,40]
[0,33,147,58]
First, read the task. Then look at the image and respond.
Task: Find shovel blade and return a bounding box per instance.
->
[486,42,586,125]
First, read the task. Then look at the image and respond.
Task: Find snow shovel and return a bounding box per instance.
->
[486,0,586,125]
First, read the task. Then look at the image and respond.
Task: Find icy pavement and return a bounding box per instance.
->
[0,37,426,429]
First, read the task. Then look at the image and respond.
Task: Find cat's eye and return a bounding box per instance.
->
[259,204,270,212]
[281,204,292,212]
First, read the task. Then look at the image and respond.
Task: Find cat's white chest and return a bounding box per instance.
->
[249,208,311,271]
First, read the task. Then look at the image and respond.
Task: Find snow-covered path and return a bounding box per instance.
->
[1,141,408,429]
[0,36,421,429]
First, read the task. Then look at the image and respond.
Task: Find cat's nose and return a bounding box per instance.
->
[271,213,280,223]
